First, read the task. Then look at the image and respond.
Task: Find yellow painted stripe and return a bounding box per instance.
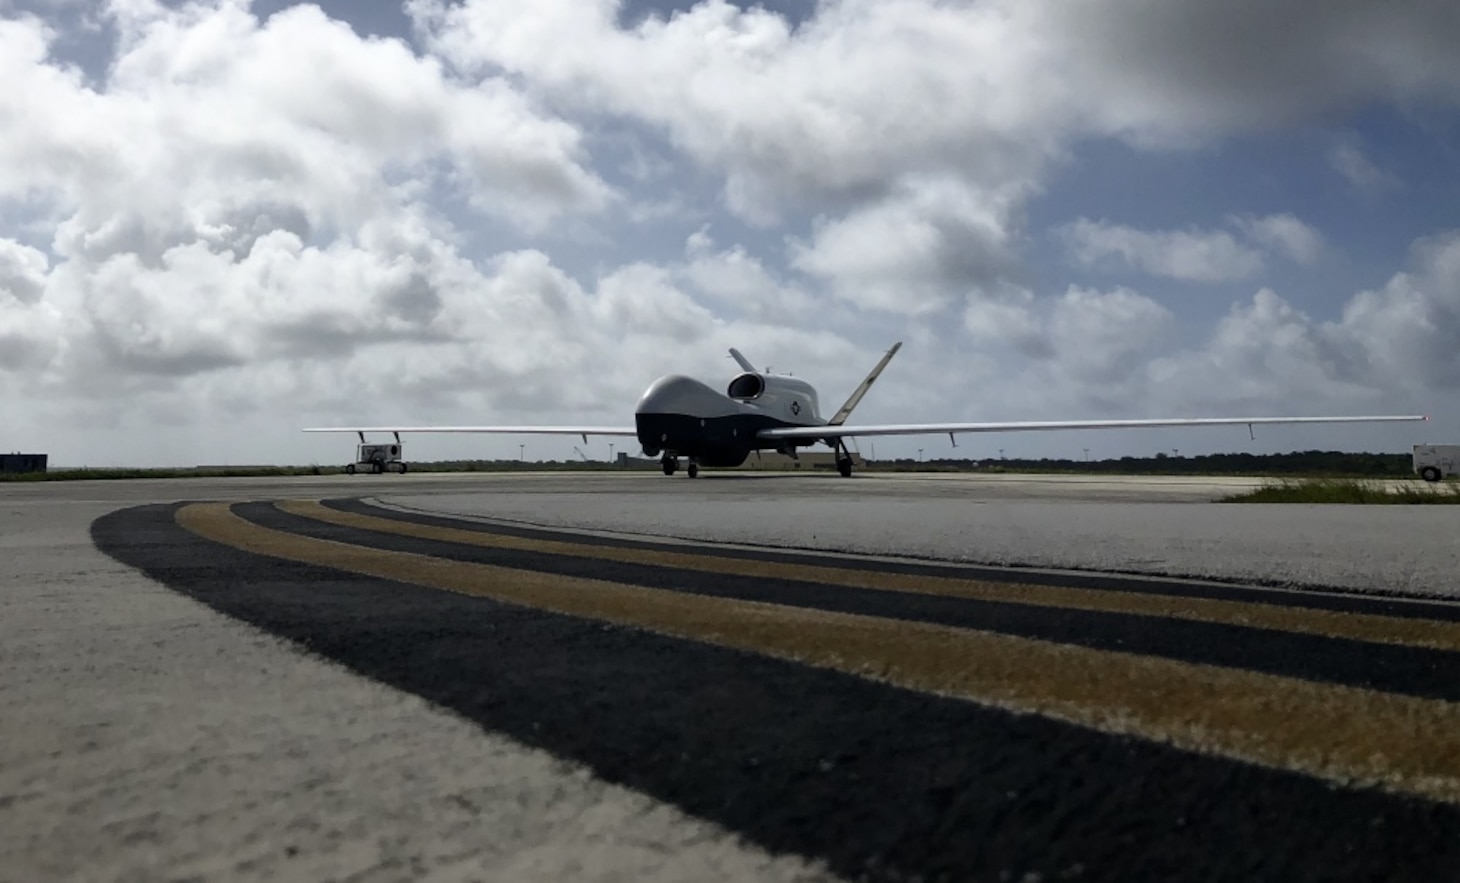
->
[277,499,1460,654]
[181,502,1460,804]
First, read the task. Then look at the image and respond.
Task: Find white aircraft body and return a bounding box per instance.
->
[305,342,1427,477]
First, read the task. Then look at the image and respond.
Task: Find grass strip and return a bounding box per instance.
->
[1221,478,1460,504]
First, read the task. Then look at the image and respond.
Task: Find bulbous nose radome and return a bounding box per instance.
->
[634,375,739,417]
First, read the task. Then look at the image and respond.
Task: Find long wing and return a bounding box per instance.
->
[303,426,638,437]
[758,414,1428,441]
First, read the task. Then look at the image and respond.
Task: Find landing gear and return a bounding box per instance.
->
[833,439,855,478]
[661,455,700,477]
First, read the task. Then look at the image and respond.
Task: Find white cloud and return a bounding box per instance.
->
[0,2,611,262]
[682,230,818,322]
[1330,232,1460,389]
[0,238,48,304]
[413,0,1460,212]
[1329,142,1403,195]
[0,2,626,418]
[0,291,61,372]
[961,285,1173,392]
[411,0,1058,226]
[1049,286,1175,384]
[790,178,1019,315]
[1090,233,1460,417]
[1061,214,1326,281]
[962,286,1045,354]
[0,237,59,371]
[1173,289,1358,405]
[1060,219,1265,282]
[1232,214,1324,265]
[945,231,1460,423]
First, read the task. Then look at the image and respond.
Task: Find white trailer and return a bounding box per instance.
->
[1412,444,1460,482]
[346,441,407,474]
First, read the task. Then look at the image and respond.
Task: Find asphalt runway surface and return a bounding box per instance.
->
[5,472,1460,881]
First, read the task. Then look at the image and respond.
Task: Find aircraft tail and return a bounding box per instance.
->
[729,347,756,373]
[828,341,902,426]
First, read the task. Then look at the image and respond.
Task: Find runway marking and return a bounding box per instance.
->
[179,501,1460,804]
[277,499,1460,654]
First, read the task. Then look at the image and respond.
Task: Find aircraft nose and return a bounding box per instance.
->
[635,375,735,416]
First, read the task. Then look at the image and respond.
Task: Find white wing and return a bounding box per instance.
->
[758,414,1428,441]
[303,426,638,436]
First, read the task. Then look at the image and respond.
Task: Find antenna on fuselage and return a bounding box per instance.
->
[828,341,903,426]
[728,347,756,373]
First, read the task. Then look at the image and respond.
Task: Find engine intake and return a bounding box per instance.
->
[727,372,765,400]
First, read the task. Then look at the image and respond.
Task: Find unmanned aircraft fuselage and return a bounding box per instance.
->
[634,371,826,467]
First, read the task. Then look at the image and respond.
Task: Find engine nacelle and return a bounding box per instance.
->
[726,372,822,423]
[727,372,765,400]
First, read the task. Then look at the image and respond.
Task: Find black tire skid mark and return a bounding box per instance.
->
[329,498,1460,622]
[241,502,1460,704]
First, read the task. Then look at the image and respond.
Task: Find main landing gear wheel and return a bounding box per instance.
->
[345,463,356,475]
[832,439,855,478]
[661,457,677,476]
[687,462,699,478]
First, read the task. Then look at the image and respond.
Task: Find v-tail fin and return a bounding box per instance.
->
[728,347,756,373]
[828,341,902,426]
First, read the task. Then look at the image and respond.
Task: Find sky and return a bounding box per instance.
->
[2,0,1458,467]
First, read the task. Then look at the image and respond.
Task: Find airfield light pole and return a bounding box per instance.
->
[1084,447,1090,461]
[609,443,615,464]
[519,444,525,462]
[918,448,924,463]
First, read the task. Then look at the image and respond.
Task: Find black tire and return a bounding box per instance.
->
[837,457,853,478]
[1421,466,1442,482]
[372,461,384,474]
[687,462,699,478]
[398,462,408,474]
[345,464,356,475]
[662,458,676,476]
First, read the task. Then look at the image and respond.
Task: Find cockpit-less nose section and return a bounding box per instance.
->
[305,340,1427,478]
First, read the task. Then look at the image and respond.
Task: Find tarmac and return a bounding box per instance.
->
[4,471,1460,881]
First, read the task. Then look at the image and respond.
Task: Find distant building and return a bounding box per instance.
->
[0,453,47,474]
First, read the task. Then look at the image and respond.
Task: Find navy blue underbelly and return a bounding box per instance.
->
[636,412,802,466]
